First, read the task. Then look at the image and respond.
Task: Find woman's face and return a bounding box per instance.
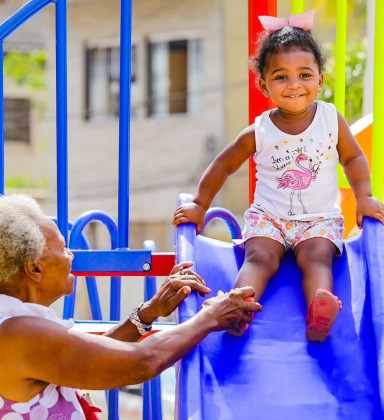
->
[34,216,75,305]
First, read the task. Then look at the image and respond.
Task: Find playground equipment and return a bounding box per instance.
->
[174,1,384,419]
[175,194,384,419]
[1,0,383,419]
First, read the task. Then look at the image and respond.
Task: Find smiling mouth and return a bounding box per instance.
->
[287,94,304,98]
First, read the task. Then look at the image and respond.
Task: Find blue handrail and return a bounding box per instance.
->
[51,218,103,321]
[201,207,243,239]
[69,211,120,321]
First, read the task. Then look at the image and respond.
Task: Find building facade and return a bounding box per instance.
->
[1,0,49,203]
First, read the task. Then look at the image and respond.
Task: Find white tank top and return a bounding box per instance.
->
[253,100,341,221]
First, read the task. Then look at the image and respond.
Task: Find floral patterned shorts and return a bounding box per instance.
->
[239,204,344,255]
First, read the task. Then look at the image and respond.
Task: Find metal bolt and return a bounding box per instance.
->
[143,262,151,272]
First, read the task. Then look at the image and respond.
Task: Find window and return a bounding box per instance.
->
[85,45,138,120]
[147,38,202,117]
[4,98,30,143]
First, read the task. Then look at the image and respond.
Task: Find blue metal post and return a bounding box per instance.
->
[143,241,163,420]
[56,0,69,243]
[117,0,133,249]
[144,240,157,301]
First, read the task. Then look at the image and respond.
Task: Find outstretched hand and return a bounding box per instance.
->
[139,262,211,323]
[356,196,384,228]
[200,287,263,332]
[173,202,207,234]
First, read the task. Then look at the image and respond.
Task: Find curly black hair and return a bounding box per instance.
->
[252,26,325,78]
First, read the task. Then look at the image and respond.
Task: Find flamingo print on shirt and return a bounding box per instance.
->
[276,151,319,216]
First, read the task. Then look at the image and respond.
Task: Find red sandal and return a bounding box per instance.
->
[306,289,339,342]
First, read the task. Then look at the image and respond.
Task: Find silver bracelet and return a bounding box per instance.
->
[129,303,153,335]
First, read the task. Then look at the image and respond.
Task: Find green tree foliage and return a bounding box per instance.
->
[3,51,47,90]
[319,41,366,123]
[5,174,48,189]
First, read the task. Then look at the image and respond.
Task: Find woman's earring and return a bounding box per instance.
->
[265,91,269,97]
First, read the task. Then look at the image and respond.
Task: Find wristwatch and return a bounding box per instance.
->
[129,303,153,335]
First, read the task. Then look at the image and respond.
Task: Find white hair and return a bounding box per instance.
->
[0,194,46,284]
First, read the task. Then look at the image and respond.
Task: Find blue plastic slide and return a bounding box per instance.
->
[174,202,384,419]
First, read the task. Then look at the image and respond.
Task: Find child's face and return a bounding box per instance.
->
[258,49,323,119]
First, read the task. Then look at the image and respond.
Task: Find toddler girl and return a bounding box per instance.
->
[173,10,384,342]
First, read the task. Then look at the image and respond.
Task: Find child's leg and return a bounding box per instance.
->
[228,237,285,336]
[236,237,285,300]
[294,238,340,342]
[294,237,337,305]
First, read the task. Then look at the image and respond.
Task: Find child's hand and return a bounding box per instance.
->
[173,202,207,234]
[356,195,384,228]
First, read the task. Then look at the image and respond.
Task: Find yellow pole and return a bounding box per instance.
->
[291,0,304,14]
[335,0,349,188]
[372,0,384,200]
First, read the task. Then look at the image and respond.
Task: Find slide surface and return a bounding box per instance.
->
[175,217,384,420]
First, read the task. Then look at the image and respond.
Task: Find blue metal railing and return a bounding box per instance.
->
[68,211,120,320]
[201,207,243,239]
[51,218,104,321]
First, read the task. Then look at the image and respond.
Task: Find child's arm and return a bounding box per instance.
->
[173,124,256,233]
[337,112,384,228]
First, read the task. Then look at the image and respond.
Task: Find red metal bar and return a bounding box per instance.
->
[248,0,277,205]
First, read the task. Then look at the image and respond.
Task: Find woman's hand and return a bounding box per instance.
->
[200,287,263,332]
[172,202,207,234]
[356,195,384,228]
[139,262,211,323]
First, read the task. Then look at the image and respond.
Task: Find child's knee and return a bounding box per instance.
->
[295,239,336,269]
[245,246,281,273]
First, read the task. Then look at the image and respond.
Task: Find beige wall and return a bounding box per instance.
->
[1,1,50,202]
[3,78,49,185]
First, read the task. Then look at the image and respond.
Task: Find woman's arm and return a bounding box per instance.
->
[337,112,384,227]
[0,287,261,399]
[173,125,256,233]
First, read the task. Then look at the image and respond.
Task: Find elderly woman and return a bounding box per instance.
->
[0,194,260,419]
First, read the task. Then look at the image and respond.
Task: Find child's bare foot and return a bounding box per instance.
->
[306,289,339,343]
